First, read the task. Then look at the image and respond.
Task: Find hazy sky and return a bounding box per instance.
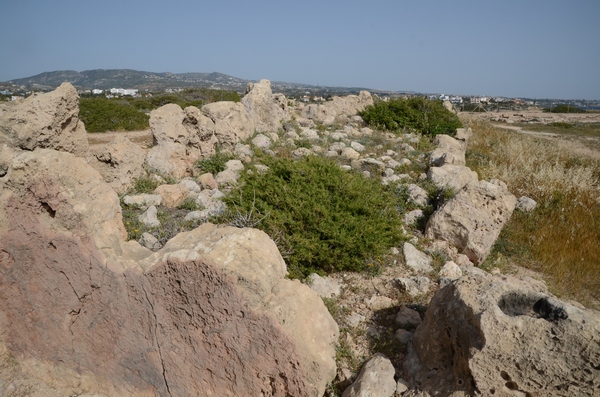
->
[1,0,599,99]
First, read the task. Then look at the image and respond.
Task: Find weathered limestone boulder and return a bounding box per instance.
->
[241,79,288,133]
[427,164,478,191]
[428,134,466,166]
[425,179,517,265]
[0,82,88,156]
[147,101,254,178]
[201,101,255,147]
[301,91,373,124]
[146,141,189,178]
[0,149,338,396]
[307,273,342,298]
[87,135,147,193]
[153,183,189,208]
[404,273,600,396]
[342,354,396,397]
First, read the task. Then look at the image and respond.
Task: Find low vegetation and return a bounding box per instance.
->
[221,155,406,279]
[544,104,587,113]
[359,97,462,137]
[80,88,240,133]
[466,120,600,305]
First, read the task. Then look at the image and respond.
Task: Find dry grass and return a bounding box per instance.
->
[465,120,600,307]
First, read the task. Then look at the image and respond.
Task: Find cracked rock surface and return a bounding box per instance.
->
[0,149,338,397]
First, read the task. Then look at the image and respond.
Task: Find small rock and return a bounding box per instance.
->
[396,378,409,395]
[403,243,433,273]
[198,172,218,190]
[395,306,422,328]
[347,312,366,328]
[395,328,413,344]
[342,354,396,397]
[516,196,537,212]
[251,133,272,149]
[341,147,360,160]
[366,295,395,311]
[407,184,429,207]
[138,232,162,251]
[307,273,341,298]
[292,147,313,158]
[350,141,365,152]
[439,261,462,288]
[123,194,162,209]
[139,205,160,227]
[394,276,431,297]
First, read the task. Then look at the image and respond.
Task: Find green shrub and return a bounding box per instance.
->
[79,97,150,132]
[132,176,160,194]
[195,150,234,175]
[222,156,406,278]
[544,104,586,114]
[360,97,462,137]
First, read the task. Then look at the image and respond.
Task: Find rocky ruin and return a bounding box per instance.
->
[0,82,598,396]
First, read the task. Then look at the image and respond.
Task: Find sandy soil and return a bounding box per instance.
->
[87,129,154,147]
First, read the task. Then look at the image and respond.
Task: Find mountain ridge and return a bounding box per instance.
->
[4,69,393,96]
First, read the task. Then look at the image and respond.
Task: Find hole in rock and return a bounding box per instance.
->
[41,202,56,218]
[498,292,568,322]
[505,381,519,390]
[500,371,510,381]
[489,388,496,394]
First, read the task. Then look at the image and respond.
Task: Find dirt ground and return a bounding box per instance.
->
[460,111,600,160]
[87,129,153,147]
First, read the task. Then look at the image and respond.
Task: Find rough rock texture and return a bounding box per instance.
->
[403,243,433,273]
[301,91,373,124]
[153,183,189,208]
[425,179,517,265]
[427,164,478,191]
[0,82,88,156]
[0,149,338,396]
[428,134,466,166]
[87,135,147,193]
[201,101,255,147]
[342,354,396,397]
[146,102,254,178]
[241,79,288,133]
[405,273,600,396]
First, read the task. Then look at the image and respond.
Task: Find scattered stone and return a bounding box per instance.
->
[439,261,463,287]
[292,147,313,157]
[198,172,218,190]
[403,243,433,273]
[395,306,423,329]
[395,328,413,344]
[300,128,320,140]
[178,178,202,195]
[516,196,537,212]
[123,193,162,208]
[138,232,162,251]
[407,184,429,207]
[341,147,360,160]
[307,273,341,298]
[342,354,396,397]
[139,205,160,227]
[251,133,272,149]
[394,277,432,297]
[241,79,288,133]
[154,183,189,208]
[350,141,365,152]
[365,295,395,311]
[396,378,410,395]
[346,313,366,328]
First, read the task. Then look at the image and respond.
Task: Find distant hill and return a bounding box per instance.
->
[4,69,400,97]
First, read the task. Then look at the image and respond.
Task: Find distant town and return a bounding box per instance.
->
[1,68,599,112]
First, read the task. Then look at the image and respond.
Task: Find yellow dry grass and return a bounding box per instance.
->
[465,120,600,307]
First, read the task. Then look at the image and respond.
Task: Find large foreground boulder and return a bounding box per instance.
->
[404,273,600,396]
[0,82,88,156]
[426,179,517,265]
[0,149,338,396]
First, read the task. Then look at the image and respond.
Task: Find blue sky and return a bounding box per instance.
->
[1,0,599,99]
